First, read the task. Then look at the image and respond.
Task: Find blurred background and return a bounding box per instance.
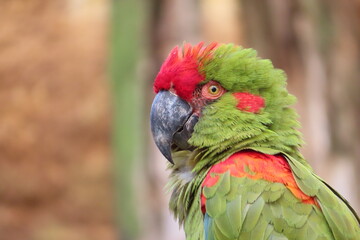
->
[0,0,359,239]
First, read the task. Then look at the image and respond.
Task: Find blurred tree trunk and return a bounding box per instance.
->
[110,1,146,239]
[240,0,360,212]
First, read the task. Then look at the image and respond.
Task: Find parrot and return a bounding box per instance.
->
[149,42,360,240]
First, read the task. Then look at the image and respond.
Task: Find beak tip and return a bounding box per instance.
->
[154,138,174,164]
[159,143,173,164]
[165,155,174,164]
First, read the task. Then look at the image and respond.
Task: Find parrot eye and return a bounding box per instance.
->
[209,86,219,94]
[201,81,225,100]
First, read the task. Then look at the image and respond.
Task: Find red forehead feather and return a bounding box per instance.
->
[153,42,219,101]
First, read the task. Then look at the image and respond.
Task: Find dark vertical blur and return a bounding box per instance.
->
[110,0,146,239]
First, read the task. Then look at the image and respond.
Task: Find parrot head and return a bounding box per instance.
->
[150,42,302,167]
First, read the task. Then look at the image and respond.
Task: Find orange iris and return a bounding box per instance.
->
[201,81,225,99]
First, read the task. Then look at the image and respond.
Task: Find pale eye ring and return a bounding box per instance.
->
[201,81,225,99]
[208,85,219,94]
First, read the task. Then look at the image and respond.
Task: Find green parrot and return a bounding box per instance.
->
[149,42,360,240]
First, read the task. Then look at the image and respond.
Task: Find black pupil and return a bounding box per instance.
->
[210,86,217,93]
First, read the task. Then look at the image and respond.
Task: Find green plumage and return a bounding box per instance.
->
[162,44,360,240]
[204,176,331,240]
[201,148,359,240]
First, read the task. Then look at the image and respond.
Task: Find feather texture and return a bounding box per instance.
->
[201,150,359,240]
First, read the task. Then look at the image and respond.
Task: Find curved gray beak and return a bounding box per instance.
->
[150,91,197,163]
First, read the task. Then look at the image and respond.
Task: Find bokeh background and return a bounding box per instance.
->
[1,0,359,239]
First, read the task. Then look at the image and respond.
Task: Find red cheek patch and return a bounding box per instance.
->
[233,92,265,113]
